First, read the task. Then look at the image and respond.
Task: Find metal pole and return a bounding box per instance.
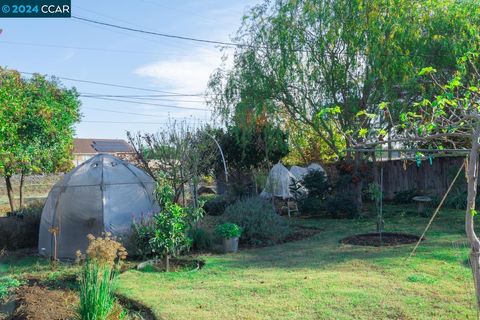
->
[203,132,228,183]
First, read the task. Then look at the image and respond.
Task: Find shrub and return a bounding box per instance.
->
[215,223,242,239]
[298,197,325,215]
[295,170,329,216]
[203,195,227,216]
[0,276,22,300]
[130,213,156,259]
[77,233,127,320]
[391,189,418,204]
[221,197,290,246]
[325,193,359,219]
[0,202,42,250]
[190,227,212,251]
[302,170,329,197]
[131,184,201,266]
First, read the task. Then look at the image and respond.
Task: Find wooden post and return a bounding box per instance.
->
[354,150,363,214]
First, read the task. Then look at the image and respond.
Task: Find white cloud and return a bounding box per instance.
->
[134,47,226,94]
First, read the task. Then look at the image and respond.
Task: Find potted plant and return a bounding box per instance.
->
[215,223,242,253]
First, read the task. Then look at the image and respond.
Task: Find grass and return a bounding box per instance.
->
[116,204,477,320]
[1,203,477,319]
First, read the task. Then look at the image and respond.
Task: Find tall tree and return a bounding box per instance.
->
[208,0,480,156]
[0,69,81,211]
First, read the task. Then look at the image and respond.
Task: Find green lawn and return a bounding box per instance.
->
[117,205,476,320]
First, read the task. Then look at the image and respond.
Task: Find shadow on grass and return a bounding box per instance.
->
[214,206,471,271]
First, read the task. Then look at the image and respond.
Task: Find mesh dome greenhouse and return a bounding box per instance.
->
[38,154,157,259]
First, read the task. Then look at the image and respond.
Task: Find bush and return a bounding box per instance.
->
[298,197,325,215]
[302,170,329,197]
[221,197,290,246]
[0,202,42,250]
[131,184,202,261]
[325,193,359,219]
[295,170,329,215]
[440,186,480,210]
[203,196,227,216]
[215,223,242,239]
[391,189,418,204]
[190,227,212,251]
[0,276,22,300]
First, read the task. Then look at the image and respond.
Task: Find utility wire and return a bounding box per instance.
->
[72,16,247,48]
[79,93,205,103]
[0,40,218,57]
[83,106,174,118]
[81,120,208,125]
[19,71,206,96]
[71,16,455,58]
[81,96,211,111]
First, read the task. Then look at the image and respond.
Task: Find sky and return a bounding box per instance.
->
[0,0,260,139]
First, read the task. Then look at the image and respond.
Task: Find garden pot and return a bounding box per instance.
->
[222,237,239,253]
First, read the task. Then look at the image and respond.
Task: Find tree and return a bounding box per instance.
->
[209,0,480,153]
[127,122,217,204]
[208,0,480,211]
[359,52,480,309]
[0,69,81,211]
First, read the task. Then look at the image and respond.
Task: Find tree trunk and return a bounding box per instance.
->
[5,176,15,212]
[164,254,170,272]
[19,172,25,209]
[372,152,382,233]
[466,129,480,309]
[353,150,363,214]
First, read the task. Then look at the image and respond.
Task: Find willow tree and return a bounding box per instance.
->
[0,69,81,211]
[208,0,480,157]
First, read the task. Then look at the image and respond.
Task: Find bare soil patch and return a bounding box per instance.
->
[11,285,78,320]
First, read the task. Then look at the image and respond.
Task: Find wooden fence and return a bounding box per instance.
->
[371,156,465,199]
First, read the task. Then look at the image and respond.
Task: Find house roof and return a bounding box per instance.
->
[73,138,134,154]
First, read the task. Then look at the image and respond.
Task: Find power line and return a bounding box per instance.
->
[81,93,205,98]
[81,120,208,125]
[79,93,206,103]
[19,71,206,96]
[70,16,454,59]
[0,40,218,57]
[83,106,174,118]
[72,16,247,48]
[81,96,211,111]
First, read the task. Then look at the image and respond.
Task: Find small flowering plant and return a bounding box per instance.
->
[76,233,127,320]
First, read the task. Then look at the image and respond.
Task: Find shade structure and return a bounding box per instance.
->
[38,154,157,259]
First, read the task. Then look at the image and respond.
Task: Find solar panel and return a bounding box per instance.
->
[92,140,132,152]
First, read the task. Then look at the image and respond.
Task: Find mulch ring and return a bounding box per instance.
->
[340,232,421,247]
[5,277,156,320]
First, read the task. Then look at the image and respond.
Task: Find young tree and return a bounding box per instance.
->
[127,122,217,204]
[0,69,81,211]
[359,53,480,308]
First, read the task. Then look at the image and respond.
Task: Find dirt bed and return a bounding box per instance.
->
[11,285,78,320]
[340,232,421,247]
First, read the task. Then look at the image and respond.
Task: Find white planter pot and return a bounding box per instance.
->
[222,237,239,253]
